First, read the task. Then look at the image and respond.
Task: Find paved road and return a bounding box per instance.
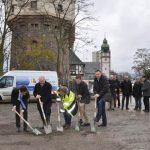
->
[0,98,150,150]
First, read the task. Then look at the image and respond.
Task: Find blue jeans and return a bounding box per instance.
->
[96,98,107,125]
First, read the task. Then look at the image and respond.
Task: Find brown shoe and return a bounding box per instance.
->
[63,124,70,129]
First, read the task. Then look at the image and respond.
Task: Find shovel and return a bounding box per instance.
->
[56,98,63,132]
[75,100,80,132]
[90,96,97,133]
[13,109,42,135]
[39,98,52,134]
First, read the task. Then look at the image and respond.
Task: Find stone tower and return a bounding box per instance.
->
[8,0,75,71]
[100,38,111,77]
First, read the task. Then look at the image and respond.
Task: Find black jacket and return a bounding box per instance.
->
[142,80,150,97]
[109,79,118,96]
[93,75,110,101]
[33,81,52,104]
[75,81,90,104]
[115,79,120,95]
[11,87,30,108]
[121,80,132,96]
[132,82,143,98]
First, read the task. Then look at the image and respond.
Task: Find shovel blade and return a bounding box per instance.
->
[57,126,63,132]
[44,125,52,134]
[33,128,42,135]
[91,126,96,133]
[75,122,80,131]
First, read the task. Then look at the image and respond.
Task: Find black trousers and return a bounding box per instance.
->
[63,103,78,125]
[63,110,72,125]
[110,94,116,108]
[134,97,142,110]
[37,101,51,125]
[143,96,149,111]
[16,101,28,130]
[116,92,120,107]
[122,95,129,109]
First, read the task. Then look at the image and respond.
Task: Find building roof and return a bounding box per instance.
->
[70,51,85,65]
[84,62,101,74]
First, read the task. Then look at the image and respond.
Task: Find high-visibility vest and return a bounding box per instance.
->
[62,91,75,109]
[61,91,77,117]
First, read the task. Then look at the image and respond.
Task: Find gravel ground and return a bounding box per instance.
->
[0,98,150,150]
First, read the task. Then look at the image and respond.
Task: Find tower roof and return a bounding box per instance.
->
[101,38,110,53]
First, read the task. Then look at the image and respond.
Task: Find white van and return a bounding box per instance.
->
[0,70,58,101]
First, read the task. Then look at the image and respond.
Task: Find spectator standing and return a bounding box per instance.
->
[121,76,132,110]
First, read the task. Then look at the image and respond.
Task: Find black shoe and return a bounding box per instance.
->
[63,124,71,129]
[16,128,20,132]
[98,124,107,127]
[126,108,129,110]
[23,128,29,132]
[81,122,90,127]
[79,119,83,125]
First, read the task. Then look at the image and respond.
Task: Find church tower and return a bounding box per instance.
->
[100,38,111,77]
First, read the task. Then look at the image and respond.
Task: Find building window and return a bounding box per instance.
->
[57,4,63,12]
[31,1,37,9]
[20,24,26,28]
[32,40,38,44]
[31,23,39,28]
[43,24,50,30]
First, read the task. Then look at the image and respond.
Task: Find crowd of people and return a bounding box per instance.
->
[108,75,150,112]
[11,70,150,133]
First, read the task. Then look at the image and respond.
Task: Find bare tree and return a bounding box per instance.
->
[132,48,150,76]
[40,0,94,84]
[0,0,29,75]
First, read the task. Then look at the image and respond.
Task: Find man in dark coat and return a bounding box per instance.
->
[121,76,132,110]
[141,76,150,112]
[11,86,30,132]
[33,76,52,127]
[93,70,110,127]
[75,75,90,126]
[114,75,121,108]
[109,75,117,110]
[132,77,143,110]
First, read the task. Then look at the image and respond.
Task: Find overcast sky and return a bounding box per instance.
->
[76,0,150,73]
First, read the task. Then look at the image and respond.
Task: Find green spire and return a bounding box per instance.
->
[101,38,110,53]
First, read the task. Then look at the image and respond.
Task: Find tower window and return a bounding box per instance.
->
[57,4,63,12]
[32,40,38,44]
[31,23,39,28]
[31,1,37,9]
[20,24,26,28]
